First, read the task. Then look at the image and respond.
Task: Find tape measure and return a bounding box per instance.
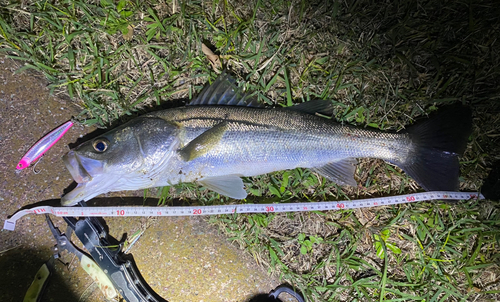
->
[3,191,483,231]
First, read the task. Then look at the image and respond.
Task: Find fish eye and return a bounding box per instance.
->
[92,138,109,152]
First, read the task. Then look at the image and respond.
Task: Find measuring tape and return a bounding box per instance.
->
[3,191,483,231]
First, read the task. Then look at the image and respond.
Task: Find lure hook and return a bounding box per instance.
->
[32,155,43,174]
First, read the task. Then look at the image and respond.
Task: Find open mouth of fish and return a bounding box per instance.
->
[62,151,111,206]
[63,151,103,184]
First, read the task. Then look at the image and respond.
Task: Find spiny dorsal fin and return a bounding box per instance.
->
[188,71,263,107]
[179,122,228,161]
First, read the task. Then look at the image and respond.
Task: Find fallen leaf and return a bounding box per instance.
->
[202,43,221,71]
[123,25,134,41]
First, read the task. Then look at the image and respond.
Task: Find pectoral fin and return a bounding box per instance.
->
[179,122,228,161]
[198,175,247,199]
[312,158,358,186]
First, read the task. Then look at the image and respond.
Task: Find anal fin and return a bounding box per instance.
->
[312,158,358,186]
[198,175,247,199]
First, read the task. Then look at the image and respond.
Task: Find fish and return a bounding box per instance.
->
[61,72,472,206]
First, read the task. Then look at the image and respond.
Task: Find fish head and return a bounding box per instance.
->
[61,117,181,206]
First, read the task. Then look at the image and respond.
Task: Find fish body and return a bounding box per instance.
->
[146,106,410,185]
[61,73,471,206]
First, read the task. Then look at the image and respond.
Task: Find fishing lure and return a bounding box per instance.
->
[16,121,74,170]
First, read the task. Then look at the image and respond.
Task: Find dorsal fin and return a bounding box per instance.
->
[284,100,334,115]
[188,71,263,107]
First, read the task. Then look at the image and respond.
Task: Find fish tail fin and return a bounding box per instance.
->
[396,105,472,191]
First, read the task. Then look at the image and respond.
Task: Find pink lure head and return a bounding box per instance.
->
[16,159,30,170]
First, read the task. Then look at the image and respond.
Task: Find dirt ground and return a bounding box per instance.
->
[0,57,285,302]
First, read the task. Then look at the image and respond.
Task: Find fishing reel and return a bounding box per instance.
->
[248,285,305,302]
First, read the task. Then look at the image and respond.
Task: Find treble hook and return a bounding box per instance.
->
[33,155,43,174]
[71,116,86,126]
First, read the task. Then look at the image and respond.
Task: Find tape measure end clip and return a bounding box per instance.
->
[3,220,16,231]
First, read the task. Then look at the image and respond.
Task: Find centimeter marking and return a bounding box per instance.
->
[3,191,483,231]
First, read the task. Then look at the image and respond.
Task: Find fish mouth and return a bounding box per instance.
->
[63,151,103,184]
[62,151,107,206]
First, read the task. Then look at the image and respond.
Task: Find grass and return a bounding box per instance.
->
[1,0,500,301]
[211,200,500,301]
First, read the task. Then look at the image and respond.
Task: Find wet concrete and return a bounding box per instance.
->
[0,57,283,301]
